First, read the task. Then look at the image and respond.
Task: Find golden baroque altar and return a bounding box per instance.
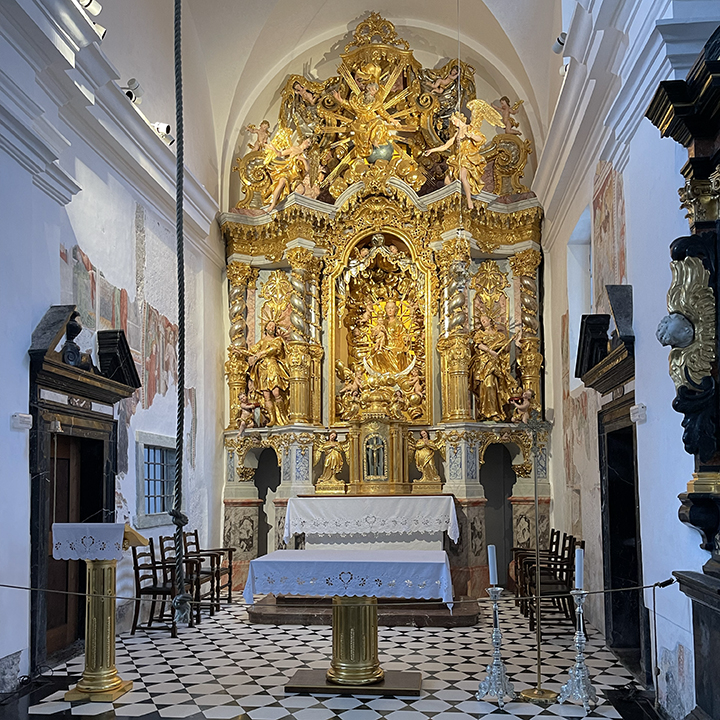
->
[220,14,548,595]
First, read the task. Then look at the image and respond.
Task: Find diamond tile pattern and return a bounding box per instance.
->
[22,602,635,719]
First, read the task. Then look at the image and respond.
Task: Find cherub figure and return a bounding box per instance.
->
[237,392,260,435]
[389,389,407,420]
[429,65,460,94]
[510,388,535,424]
[492,96,523,135]
[246,120,271,151]
[293,80,318,106]
[371,317,388,354]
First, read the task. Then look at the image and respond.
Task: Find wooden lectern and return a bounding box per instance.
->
[52,522,147,702]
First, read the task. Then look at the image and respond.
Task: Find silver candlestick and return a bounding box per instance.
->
[559,589,597,713]
[477,585,516,708]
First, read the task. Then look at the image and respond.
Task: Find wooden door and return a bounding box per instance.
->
[46,436,80,655]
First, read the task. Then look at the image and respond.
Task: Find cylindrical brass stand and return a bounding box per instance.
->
[65,559,133,702]
[326,596,384,685]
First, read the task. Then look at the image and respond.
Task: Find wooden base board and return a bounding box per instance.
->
[285,669,422,696]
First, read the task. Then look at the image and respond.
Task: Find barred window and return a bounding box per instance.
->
[144,445,175,515]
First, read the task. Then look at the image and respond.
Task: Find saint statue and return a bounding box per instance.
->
[410,429,444,487]
[245,320,290,426]
[367,299,411,375]
[423,99,503,209]
[264,135,312,212]
[314,431,346,491]
[471,314,521,422]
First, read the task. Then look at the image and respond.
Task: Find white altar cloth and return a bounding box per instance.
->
[283,496,459,546]
[52,523,126,561]
[243,549,453,608]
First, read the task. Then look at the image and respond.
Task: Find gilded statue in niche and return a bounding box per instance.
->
[424,100,504,209]
[244,320,290,426]
[471,314,522,422]
[314,431,348,493]
[409,429,444,487]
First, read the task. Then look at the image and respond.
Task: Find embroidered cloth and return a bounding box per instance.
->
[243,549,453,609]
[283,495,459,544]
[52,523,126,561]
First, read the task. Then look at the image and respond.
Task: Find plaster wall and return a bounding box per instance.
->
[623,118,707,714]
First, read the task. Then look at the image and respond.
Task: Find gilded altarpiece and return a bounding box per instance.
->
[220,14,549,597]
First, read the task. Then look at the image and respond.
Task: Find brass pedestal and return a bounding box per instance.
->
[65,559,133,702]
[326,596,384,685]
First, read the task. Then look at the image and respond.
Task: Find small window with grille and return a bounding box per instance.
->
[143,445,175,515]
[135,432,177,528]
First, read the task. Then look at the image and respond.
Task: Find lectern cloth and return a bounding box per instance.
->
[52,523,126,561]
[283,496,459,544]
[243,549,453,609]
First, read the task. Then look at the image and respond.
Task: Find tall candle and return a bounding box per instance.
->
[488,544,498,586]
[575,547,584,589]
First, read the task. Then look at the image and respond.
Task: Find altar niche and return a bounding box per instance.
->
[331,231,433,428]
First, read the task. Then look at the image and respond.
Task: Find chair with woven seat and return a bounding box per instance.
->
[183,529,235,608]
[159,534,212,619]
[131,537,199,637]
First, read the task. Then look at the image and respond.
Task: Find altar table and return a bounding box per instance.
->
[283,495,459,551]
[244,549,452,692]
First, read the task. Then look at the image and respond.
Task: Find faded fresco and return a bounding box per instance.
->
[592,161,627,314]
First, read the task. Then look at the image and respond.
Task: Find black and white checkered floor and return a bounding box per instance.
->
[24,601,632,719]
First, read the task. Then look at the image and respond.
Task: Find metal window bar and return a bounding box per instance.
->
[144,446,176,515]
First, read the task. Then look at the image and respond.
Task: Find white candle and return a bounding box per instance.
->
[488,544,498,586]
[575,547,584,589]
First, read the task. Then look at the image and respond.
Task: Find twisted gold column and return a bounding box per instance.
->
[225,262,258,429]
[65,560,132,702]
[437,235,473,422]
[509,249,543,409]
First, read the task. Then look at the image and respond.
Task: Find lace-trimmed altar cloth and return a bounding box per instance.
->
[52,523,126,561]
[243,549,453,609]
[283,495,460,544]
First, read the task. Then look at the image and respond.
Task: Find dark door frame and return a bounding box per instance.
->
[598,392,652,687]
[28,306,139,672]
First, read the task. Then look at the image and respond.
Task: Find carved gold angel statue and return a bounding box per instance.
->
[424,99,504,209]
[264,131,312,212]
[471,314,522,422]
[314,431,347,493]
[409,429,444,491]
[243,320,290,426]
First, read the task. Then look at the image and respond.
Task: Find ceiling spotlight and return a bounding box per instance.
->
[152,122,175,145]
[80,0,102,16]
[559,63,569,77]
[552,32,567,54]
[92,21,106,39]
[123,78,143,105]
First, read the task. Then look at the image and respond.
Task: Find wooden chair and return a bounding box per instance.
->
[184,529,235,608]
[524,535,580,631]
[159,534,209,620]
[131,537,198,637]
[512,528,562,614]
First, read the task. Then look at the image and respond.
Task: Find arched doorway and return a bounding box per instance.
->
[480,443,516,586]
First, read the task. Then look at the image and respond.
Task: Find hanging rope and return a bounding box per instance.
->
[169,0,191,625]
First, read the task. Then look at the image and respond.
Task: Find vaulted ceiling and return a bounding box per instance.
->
[97,1,564,208]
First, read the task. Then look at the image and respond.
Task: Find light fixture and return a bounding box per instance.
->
[152,122,175,145]
[80,0,102,16]
[559,63,568,77]
[92,22,106,39]
[123,78,143,105]
[552,32,567,54]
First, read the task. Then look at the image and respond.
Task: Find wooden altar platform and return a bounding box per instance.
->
[247,594,480,627]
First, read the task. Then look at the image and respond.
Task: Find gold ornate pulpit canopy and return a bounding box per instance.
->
[52,522,147,702]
